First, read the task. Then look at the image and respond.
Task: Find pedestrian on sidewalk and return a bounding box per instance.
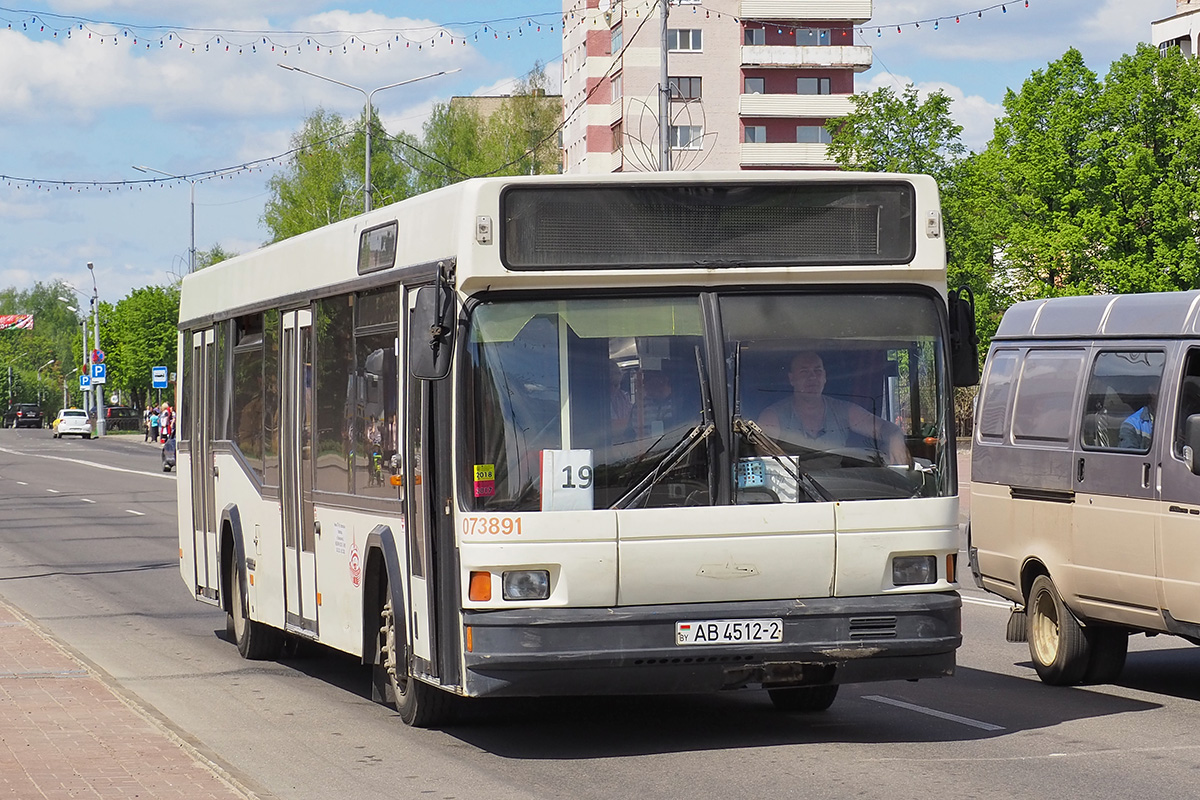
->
[143,406,152,441]
[150,406,160,443]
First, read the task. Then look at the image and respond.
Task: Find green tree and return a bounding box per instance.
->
[104,286,180,411]
[262,109,359,242]
[195,244,238,271]
[982,48,1103,298]
[1088,44,1200,292]
[826,84,965,181]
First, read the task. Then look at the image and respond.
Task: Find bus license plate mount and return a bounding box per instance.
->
[675,619,783,646]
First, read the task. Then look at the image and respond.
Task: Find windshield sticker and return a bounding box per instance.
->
[473,464,496,498]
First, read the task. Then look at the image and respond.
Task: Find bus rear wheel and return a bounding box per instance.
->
[768,684,839,712]
[1027,574,1090,685]
[228,564,283,660]
[377,592,455,727]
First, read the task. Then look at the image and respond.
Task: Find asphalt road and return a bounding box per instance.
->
[1,428,1198,800]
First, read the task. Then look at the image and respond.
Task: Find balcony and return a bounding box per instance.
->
[739,1,873,23]
[740,142,836,168]
[739,93,853,118]
[742,44,872,71]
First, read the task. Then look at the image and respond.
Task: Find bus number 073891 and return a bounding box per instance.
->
[462,516,524,536]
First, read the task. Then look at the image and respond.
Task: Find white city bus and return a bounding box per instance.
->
[176,171,978,726]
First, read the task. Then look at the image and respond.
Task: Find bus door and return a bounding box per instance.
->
[403,288,435,670]
[189,328,219,603]
[281,309,318,635]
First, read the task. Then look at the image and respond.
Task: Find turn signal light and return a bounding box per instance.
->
[468,571,492,602]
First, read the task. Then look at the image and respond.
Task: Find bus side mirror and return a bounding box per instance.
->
[948,286,980,387]
[408,282,456,381]
[1185,415,1200,476]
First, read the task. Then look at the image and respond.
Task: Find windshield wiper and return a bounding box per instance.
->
[610,422,715,509]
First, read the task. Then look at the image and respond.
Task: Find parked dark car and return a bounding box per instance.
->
[3,403,44,428]
[162,437,176,472]
[104,406,141,432]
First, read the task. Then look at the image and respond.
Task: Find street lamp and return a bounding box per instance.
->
[87,261,105,437]
[276,64,459,212]
[59,294,88,415]
[36,359,54,405]
[131,165,242,274]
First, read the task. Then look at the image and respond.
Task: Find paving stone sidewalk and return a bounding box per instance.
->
[0,598,255,799]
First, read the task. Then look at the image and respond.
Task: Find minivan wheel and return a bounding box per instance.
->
[1027,574,1090,685]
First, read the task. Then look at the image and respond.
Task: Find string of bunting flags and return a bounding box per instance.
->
[0,130,354,193]
[0,6,564,54]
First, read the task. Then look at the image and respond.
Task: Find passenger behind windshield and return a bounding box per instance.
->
[758,351,910,466]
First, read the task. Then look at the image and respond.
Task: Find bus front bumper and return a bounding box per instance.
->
[461,591,961,698]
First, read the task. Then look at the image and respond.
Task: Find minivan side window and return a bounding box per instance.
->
[978,349,1018,440]
[1173,349,1200,459]
[1012,349,1086,444]
[1080,350,1165,454]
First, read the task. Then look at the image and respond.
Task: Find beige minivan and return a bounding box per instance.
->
[970,290,1200,685]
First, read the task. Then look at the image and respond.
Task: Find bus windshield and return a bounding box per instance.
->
[465,292,949,511]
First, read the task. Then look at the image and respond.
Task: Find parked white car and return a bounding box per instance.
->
[52,408,92,439]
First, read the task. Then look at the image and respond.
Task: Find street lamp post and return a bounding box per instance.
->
[36,359,54,406]
[63,367,79,410]
[59,291,90,416]
[88,262,105,437]
[131,166,240,274]
[276,64,459,212]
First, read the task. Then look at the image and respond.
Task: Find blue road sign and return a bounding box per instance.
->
[80,374,91,390]
[152,366,168,389]
[91,363,107,384]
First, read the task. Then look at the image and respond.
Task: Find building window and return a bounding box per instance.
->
[670,125,703,149]
[744,126,767,143]
[669,76,702,100]
[798,77,832,95]
[611,23,623,54]
[796,125,832,144]
[744,77,765,94]
[611,72,622,103]
[795,28,831,46]
[611,120,623,153]
[744,27,765,45]
[667,29,702,51]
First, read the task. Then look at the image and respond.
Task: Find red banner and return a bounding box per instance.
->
[0,315,32,330]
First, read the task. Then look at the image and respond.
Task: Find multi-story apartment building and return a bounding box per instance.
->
[561,0,873,173]
[1152,0,1200,56]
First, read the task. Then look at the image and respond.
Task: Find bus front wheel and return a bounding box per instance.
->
[228,564,283,660]
[377,592,455,727]
[768,684,839,712]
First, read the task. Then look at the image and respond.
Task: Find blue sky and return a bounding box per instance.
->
[0,0,1179,300]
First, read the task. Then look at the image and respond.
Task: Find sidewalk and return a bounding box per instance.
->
[0,598,256,800]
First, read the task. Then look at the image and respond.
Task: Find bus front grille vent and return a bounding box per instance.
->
[849,616,898,639]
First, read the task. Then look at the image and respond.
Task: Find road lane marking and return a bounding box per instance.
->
[962,595,1013,609]
[46,488,60,493]
[864,695,1005,731]
[81,498,96,504]
[125,509,145,516]
[0,445,173,480]
[16,481,26,485]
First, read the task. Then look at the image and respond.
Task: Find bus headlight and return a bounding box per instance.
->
[892,556,937,586]
[502,570,550,600]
